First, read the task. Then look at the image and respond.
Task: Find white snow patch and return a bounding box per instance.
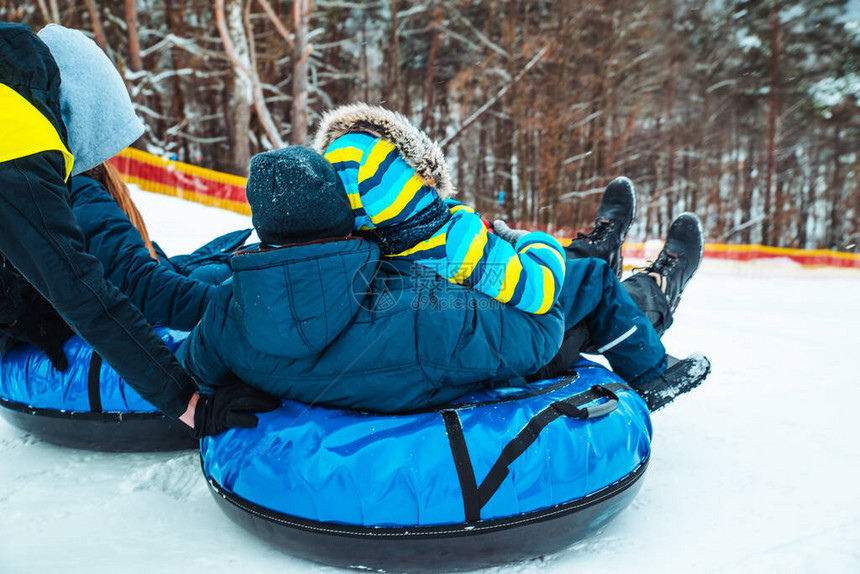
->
[809,74,860,116]
[736,30,762,51]
[127,184,256,255]
[116,452,204,501]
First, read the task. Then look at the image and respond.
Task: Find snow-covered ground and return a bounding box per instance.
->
[2,189,859,573]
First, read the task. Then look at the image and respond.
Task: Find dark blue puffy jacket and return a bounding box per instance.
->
[70,175,243,331]
[177,238,565,412]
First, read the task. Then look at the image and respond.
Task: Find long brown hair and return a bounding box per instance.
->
[83,162,159,260]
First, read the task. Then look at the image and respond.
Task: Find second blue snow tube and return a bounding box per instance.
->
[0,328,195,451]
[201,359,653,571]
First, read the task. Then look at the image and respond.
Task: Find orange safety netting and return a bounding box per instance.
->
[111,147,860,270]
[619,243,860,269]
[110,147,250,216]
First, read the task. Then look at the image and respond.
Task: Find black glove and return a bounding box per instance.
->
[0,283,74,372]
[492,219,530,245]
[193,382,281,438]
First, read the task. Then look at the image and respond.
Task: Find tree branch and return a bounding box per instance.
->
[440,45,550,151]
[256,0,294,49]
[723,215,766,240]
[245,0,286,147]
[215,0,285,148]
[82,0,108,51]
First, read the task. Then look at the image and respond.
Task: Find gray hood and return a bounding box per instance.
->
[37,25,144,175]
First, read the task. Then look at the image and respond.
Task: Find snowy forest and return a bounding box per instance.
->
[2,0,858,250]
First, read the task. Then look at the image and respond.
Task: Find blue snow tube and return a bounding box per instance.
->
[201,359,652,571]
[0,328,196,451]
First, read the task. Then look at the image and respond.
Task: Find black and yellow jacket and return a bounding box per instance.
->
[0,23,194,418]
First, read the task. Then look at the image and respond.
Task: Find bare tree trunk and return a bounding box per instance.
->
[386,0,402,110]
[763,4,779,246]
[798,181,809,248]
[694,75,712,221]
[606,106,639,173]
[48,0,60,23]
[361,14,370,103]
[215,0,284,156]
[741,137,756,245]
[82,0,107,51]
[796,137,819,248]
[36,0,53,23]
[827,127,844,248]
[125,0,143,71]
[850,154,860,251]
[257,0,294,49]
[421,7,441,136]
[476,105,489,213]
[215,0,253,174]
[165,0,187,158]
[665,60,677,220]
[774,178,786,245]
[291,0,312,145]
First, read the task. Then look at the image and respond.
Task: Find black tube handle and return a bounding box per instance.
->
[552,385,619,420]
[582,397,618,419]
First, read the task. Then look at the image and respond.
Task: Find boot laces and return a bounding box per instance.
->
[644,249,681,276]
[575,218,614,244]
[635,249,683,305]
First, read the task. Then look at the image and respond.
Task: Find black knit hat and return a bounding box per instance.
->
[245,146,354,245]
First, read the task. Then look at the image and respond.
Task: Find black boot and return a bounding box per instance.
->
[635,212,703,312]
[566,176,636,278]
[634,353,711,411]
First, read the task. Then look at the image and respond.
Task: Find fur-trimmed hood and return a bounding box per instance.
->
[312,103,455,198]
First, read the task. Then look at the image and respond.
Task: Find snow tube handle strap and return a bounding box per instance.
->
[552,385,618,419]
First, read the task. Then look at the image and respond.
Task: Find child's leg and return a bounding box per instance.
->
[568,212,704,340]
[620,273,673,336]
[619,211,704,337]
[555,257,666,387]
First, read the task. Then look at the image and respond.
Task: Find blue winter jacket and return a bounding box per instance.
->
[69,175,222,331]
[177,238,565,412]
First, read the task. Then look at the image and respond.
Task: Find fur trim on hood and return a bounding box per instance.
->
[312,103,455,198]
